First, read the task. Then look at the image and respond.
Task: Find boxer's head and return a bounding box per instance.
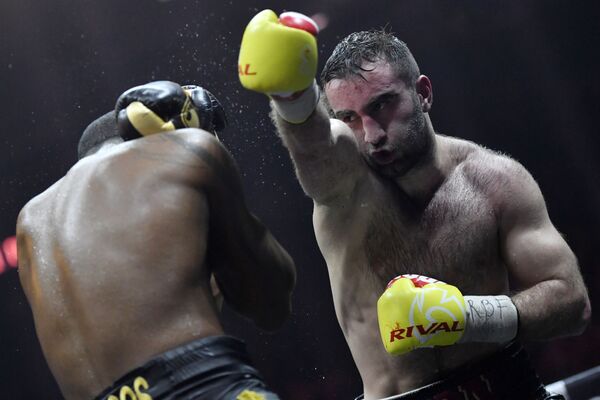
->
[321,29,420,89]
[321,30,434,179]
[78,111,123,159]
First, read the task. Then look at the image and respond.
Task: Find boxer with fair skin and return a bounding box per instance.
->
[239,11,591,400]
[17,81,294,400]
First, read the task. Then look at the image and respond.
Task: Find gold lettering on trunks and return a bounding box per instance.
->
[105,376,153,400]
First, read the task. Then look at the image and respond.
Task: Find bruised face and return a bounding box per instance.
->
[325,61,431,178]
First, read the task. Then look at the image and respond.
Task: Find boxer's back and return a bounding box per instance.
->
[18,130,224,399]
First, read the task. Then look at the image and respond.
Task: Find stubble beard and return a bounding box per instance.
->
[368,102,431,179]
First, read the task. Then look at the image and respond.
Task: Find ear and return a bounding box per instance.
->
[416,75,433,113]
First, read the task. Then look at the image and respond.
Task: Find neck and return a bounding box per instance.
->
[394,122,449,206]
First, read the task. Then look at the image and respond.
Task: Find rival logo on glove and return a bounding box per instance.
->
[238,64,257,76]
[389,321,464,343]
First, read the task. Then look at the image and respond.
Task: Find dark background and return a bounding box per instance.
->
[1,0,599,398]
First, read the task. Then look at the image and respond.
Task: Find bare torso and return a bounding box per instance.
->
[313,135,509,398]
[18,132,224,399]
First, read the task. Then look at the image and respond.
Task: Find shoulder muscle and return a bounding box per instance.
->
[464,151,547,228]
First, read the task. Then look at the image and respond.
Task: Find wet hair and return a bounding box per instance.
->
[321,29,420,88]
[77,111,121,159]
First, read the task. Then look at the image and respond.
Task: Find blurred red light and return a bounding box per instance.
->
[2,236,17,268]
[0,253,5,274]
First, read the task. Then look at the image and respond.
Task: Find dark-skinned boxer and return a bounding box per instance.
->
[17,80,295,400]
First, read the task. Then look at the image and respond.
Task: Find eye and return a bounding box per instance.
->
[342,114,357,124]
[372,99,389,113]
[370,94,397,114]
[375,100,387,110]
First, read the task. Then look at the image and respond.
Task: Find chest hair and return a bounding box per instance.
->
[364,170,499,293]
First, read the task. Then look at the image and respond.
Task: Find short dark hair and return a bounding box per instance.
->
[77,111,120,159]
[321,30,420,88]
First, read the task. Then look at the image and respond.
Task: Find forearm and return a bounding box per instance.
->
[209,191,295,329]
[271,102,363,203]
[512,277,591,341]
[271,98,333,156]
[249,215,296,294]
[378,273,590,357]
[463,275,590,343]
[240,214,296,329]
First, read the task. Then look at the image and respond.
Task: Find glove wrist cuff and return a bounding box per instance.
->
[459,295,518,344]
[271,80,319,124]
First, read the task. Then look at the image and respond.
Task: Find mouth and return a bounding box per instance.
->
[370,149,396,165]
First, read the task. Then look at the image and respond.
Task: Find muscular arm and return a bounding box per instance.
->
[271,98,366,204]
[179,131,296,331]
[496,159,591,340]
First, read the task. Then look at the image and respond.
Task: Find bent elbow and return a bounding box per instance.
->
[574,295,592,336]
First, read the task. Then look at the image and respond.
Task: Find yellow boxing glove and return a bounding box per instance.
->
[377,275,466,355]
[378,274,518,356]
[239,9,318,94]
[238,10,320,123]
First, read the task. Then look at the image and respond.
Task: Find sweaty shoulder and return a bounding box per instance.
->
[132,128,236,186]
[166,128,244,194]
[18,178,62,228]
[163,128,230,167]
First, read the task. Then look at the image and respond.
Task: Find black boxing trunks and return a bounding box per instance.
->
[354,342,564,400]
[94,335,280,400]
